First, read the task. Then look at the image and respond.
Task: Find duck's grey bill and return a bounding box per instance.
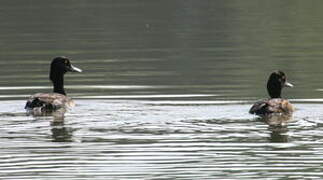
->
[71,65,82,72]
[285,82,293,88]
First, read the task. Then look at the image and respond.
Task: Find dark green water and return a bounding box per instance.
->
[1,1,323,179]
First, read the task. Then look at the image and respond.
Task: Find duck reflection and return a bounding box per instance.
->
[50,120,73,142]
[268,125,289,143]
[259,114,293,143]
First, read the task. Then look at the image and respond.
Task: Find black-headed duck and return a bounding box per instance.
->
[249,71,294,117]
[25,56,82,115]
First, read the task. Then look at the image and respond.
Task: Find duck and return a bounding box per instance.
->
[25,56,82,115]
[249,70,294,117]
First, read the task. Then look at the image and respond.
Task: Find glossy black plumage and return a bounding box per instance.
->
[249,71,294,117]
[25,56,82,115]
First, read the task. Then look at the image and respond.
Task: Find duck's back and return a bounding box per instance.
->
[249,98,294,116]
[25,93,75,115]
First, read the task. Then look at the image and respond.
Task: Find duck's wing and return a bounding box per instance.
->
[25,93,75,112]
[249,99,269,115]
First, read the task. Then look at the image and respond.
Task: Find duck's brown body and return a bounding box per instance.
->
[249,98,294,116]
[25,93,75,115]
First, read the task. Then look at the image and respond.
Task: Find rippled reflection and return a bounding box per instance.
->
[0,100,323,179]
[268,126,289,143]
[50,121,73,142]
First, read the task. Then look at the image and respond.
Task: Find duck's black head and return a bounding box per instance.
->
[267,70,293,98]
[49,56,82,95]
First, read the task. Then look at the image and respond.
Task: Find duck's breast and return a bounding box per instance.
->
[267,98,294,113]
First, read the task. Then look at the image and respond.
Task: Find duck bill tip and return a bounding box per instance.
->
[70,65,82,73]
[285,82,294,88]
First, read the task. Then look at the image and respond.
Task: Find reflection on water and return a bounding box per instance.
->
[258,114,293,143]
[269,126,289,143]
[1,100,323,179]
[50,121,73,142]
[1,0,323,179]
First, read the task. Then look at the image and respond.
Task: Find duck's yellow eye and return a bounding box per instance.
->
[65,60,68,64]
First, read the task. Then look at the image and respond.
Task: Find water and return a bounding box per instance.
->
[1,0,323,179]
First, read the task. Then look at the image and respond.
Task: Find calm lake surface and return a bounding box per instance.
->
[2,0,323,179]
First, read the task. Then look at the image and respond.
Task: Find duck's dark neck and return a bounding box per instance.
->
[267,80,282,98]
[51,75,66,95]
[269,91,281,98]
